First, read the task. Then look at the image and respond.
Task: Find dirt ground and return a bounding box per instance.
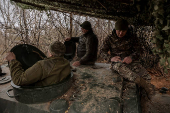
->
[141,67,170,113]
[147,67,170,95]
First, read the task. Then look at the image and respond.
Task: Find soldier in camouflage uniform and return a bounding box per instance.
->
[65,21,98,67]
[6,41,71,86]
[100,19,155,99]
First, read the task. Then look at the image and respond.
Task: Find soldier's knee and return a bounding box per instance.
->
[112,62,123,71]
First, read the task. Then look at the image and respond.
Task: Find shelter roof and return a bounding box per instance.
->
[11,0,154,26]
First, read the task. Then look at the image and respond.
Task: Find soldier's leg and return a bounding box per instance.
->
[112,62,155,99]
[127,62,152,81]
[112,62,137,82]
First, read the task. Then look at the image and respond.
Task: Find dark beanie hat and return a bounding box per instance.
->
[80,21,92,30]
[49,41,66,56]
[115,19,129,30]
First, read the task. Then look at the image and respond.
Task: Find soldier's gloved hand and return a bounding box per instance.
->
[6,52,16,62]
[122,56,132,64]
[111,56,122,62]
[65,37,71,41]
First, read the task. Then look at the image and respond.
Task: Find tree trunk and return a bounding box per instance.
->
[22,9,29,43]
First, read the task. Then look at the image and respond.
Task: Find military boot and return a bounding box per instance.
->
[134,76,155,99]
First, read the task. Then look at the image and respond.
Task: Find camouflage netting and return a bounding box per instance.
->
[10,0,154,26]
[135,26,160,68]
[151,0,170,73]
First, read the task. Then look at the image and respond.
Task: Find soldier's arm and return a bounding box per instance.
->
[129,36,143,60]
[100,37,112,61]
[9,60,43,86]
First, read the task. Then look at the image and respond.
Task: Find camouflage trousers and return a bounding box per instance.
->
[111,62,151,82]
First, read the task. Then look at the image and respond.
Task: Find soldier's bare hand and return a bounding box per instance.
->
[65,37,71,41]
[111,56,122,62]
[72,61,81,67]
[6,52,16,62]
[122,56,132,64]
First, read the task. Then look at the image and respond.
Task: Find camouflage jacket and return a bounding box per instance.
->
[71,30,98,64]
[9,57,71,86]
[100,29,143,62]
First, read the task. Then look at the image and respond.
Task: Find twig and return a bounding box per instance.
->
[1,33,21,56]
[96,0,107,10]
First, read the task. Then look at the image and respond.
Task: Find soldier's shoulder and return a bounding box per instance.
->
[104,34,116,41]
[107,34,114,38]
[38,58,52,65]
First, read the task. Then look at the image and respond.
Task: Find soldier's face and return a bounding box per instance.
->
[81,28,88,34]
[116,30,127,38]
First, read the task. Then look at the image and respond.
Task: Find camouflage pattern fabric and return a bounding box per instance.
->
[100,29,151,82]
[100,29,143,62]
[71,30,98,65]
[112,62,151,82]
[140,53,160,68]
